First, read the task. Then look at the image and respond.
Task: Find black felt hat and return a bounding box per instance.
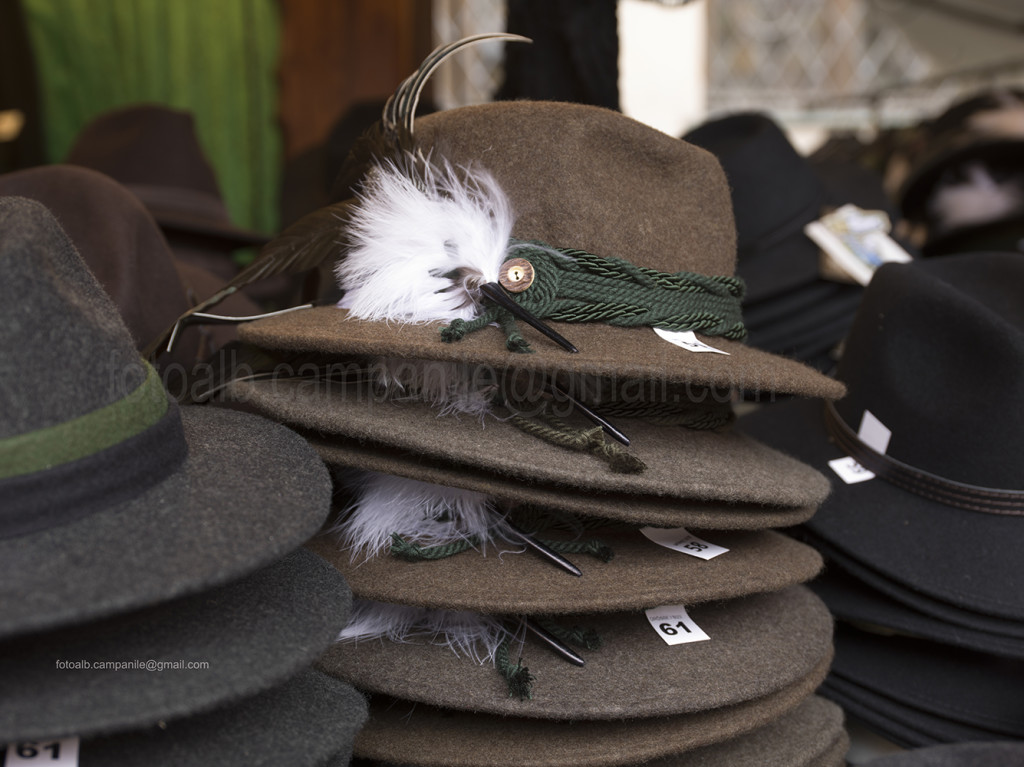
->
[0,549,351,742]
[56,669,367,767]
[741,252,1024,621]
[682,111,869,368]
[861,741,1024,766]
[65,103,268,248]
[0,196,333,639]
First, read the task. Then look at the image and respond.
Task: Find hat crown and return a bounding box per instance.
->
[835,252,1024,489]
[66,104,222,198]
[413,101,738,278]
[0,197,147,440]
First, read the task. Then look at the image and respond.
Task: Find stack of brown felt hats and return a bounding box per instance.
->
[0,196,367,765]
[220,42,850,767]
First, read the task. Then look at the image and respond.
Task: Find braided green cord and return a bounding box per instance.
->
[533,617,604,651]
[496,636,534,700]
[595,399,734,430]
[542,537,614,562]
[389,533,478,561]
[506,411,646,474]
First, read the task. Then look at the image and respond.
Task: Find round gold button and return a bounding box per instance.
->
[498,258,535,292]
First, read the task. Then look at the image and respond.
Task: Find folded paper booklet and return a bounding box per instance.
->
[807,204,913,286]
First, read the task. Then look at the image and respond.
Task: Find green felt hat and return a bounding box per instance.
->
[226,376,831,512]
[306,526,823,614]
[318,584,832,720]
[240,101,843,402]
[352,663,835,767]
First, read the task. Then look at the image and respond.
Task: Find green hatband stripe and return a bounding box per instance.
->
[0,363,168,479]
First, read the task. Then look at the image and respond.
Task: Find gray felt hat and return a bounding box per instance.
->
[0,196,333,640]
[0,548,352,742]
[307,526,823,614]
[352,657,833,767]
[35,669,367,767]
[227,376,832,511]
[319,584,833,720]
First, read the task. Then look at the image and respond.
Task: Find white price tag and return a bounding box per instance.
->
[640,527,729,560]
[828,456,876,484]
[653,328,729,355]
[644,605,710,645]
[3,738,80,766]
[858,410,891,455]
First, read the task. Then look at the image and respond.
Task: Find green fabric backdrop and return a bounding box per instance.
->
[21,0,281,237]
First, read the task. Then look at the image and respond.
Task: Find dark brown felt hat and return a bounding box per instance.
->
[238,101,843,401]
[319,584,832,720]
[312,437,820,530]
[307,527,823,614]
[353,660,834,767]
[227,377,832,510]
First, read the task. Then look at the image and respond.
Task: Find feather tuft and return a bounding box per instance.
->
[371,356,496,416]
[929,161,1024,231]
[329,471,517,559]
[339,599,513,664]
[336,156,514,323]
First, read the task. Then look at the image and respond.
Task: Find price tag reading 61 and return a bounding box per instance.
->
[644,605,710,646]
[3,738,80,766]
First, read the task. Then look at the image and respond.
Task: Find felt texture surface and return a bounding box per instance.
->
[313,437,820,530]
[812,562,1024,659]
[0,548,352,741]
[862,741,1024,767]
[228,377,832,509]
[307,527,823,613]
[0,195,333,639]
[1,406,333,640]
[820,676,1006,748]
[68,670,367,767]
[352,654,832,767]
[829,623,1024,738]
[641,695,847,767]
[804,532,1024,640]
[741,266,1024,623]
[320,584,833,719]
[237,307,846,400]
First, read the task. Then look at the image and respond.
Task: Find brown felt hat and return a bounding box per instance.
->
[318,584,832,720]
[352,660,834,767]
[226,376,831,511]
[238,101,843,401]
[306,526,823,614]
[312,438,819,530]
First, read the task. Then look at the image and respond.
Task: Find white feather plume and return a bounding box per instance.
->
[929,161,1024,232]
[339,599,514,664]
[328,471,518,559]
[336,155,514,323]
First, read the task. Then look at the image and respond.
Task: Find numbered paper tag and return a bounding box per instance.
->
[858,410,891,454]
[653,328,729,355]
[640,527,729,560]
[3,738,80,766]
[644,605,710,646]
[828,456,876,484]
[805,204,912,286]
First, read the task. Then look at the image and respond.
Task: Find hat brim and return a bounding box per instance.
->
[319,585,832,720]
[311,438,820,530]
[0,407,333,640]
[226,378,832,509]
[307,527,823,614]
[0,548,351,741]
[73,669,367,767]
[828,623,1024,738]
[805,532,1024,640]
[843,740,1024,767]
[811,564,1024,659]
[236,308,846,400]
[152,208,271,248]
[740,399,1024,621]
[354,658,833,767]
